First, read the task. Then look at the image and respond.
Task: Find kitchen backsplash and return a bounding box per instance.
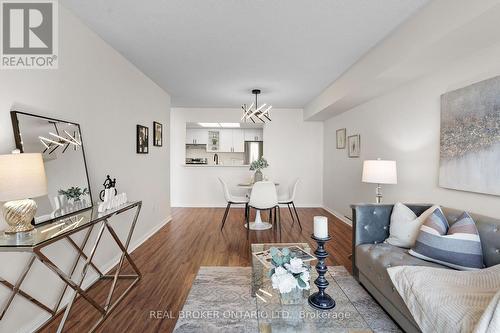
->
[186,145,245,165]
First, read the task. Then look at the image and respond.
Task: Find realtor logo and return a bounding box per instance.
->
[1,0,58,69]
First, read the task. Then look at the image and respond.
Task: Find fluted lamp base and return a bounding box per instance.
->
[3,199,36,234]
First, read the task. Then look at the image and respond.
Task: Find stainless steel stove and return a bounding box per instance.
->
[186,158,208,165]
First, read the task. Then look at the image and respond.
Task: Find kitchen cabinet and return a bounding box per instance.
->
[244,129,263,141]
[186,128,261,151]
[186,129,208,144]
[232,129,245,152]
[218,129,233,152]
[185,129,194,144]
[217,129,245,153]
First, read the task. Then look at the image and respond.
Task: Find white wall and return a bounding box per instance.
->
[323,44,500,220]
[0,6,171,332]
[171,108,323,207]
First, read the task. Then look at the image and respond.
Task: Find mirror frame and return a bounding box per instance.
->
[10,111,94,226]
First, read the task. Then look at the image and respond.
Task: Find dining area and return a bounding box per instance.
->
[218,177,302,239]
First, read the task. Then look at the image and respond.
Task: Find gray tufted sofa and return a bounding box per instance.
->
[351,203,500,333]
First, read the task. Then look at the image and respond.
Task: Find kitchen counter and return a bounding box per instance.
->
[183,164,250,167]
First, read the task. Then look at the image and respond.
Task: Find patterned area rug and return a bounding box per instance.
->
[174,266,400,333]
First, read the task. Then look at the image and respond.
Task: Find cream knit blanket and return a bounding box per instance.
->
[387,264,500,333]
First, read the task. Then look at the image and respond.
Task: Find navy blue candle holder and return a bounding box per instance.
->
[308,234,336,310]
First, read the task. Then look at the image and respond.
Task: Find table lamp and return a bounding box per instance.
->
[0,153,47,233]
[362,159,397,204]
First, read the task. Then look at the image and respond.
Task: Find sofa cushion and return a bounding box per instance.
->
[410,210,485,270]
[386,203,440,248]
[356,243,447,323]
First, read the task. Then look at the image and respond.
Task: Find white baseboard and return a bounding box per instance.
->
[129,215,172,253]
[21,215,173,333]
[173,203,235,208]
[321,206,352,226]
[97,215,173,274]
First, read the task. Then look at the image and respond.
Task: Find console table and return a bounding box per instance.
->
[0,201,142,333]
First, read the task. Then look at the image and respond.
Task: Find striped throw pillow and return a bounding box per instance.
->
[409,209,484,270]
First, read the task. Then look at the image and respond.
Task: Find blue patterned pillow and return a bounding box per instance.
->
[409,209,484,270]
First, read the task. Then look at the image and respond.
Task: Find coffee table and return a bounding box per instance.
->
[174,245,400,332]
[251,243,372,332]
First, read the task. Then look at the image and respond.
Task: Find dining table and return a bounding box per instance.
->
[237,181,279,231]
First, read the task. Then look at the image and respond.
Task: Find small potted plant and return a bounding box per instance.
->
[268,247,310,304]
[58,187,89,203]
[249,157,269,182]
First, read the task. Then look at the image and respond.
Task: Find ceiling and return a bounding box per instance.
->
[63,0,429,108]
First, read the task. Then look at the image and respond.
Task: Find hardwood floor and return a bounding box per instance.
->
[41,207,353,333]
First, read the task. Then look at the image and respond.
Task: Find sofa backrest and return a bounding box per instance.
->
[352,203,500,268]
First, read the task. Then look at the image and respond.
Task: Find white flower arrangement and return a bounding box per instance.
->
[268,247,310,294]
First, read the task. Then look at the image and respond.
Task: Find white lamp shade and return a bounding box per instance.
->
[0,153,48,201]
[362,160,397,184]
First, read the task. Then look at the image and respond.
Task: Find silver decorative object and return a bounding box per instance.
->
[3,199,36,233]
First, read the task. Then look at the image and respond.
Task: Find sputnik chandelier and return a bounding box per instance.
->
[241,89,272,123]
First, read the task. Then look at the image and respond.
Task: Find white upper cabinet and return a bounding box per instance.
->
[217,129,246,152]
[186,129,208,144]
[218,129,233,152]
[244,129,263,141]
[194,129,208,144]
[232,129,245,152]
[187,127,261,151]
[186,129,195,144]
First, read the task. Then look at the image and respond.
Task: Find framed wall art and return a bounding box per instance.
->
[153,121,163,147]
[348,134,360,158]
[136,125,149,154]
[336,128,346,149]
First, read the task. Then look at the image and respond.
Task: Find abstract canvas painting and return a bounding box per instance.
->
[439,75,500,196]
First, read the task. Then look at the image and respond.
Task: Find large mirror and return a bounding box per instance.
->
[10,111,93,225]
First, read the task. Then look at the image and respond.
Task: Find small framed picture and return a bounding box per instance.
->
[336,128,346,149]
[348,134,360,158]
[136,125,149,154]
[153,121,163,147]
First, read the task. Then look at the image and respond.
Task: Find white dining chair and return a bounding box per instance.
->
[247,181,280,239]
[219,178,249,231]
[278,179,302,230]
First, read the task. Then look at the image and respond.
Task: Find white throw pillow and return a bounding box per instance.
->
[385,203,441,248]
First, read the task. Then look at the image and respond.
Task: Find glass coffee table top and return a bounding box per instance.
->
[251,243,371,333]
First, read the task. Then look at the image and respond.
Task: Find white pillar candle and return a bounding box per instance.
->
[313,216,328,238]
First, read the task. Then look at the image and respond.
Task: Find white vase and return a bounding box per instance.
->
[58,195,68,208]
[254,169,263,182]
[279,287,307,305]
